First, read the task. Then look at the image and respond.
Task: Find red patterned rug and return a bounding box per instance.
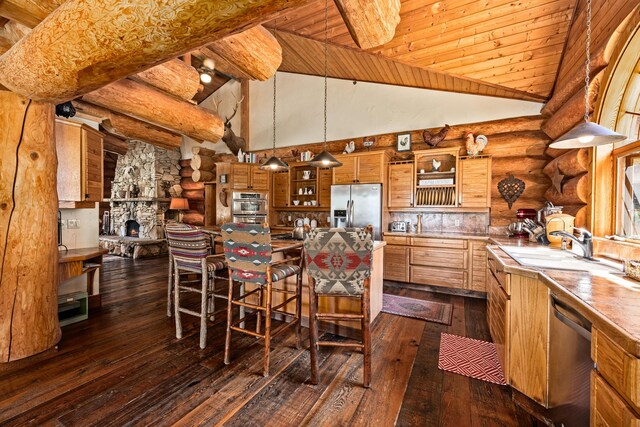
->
[381,294,452,325]
[438,333,507,385]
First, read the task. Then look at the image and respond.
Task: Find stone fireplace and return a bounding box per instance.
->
[125,220,140,238]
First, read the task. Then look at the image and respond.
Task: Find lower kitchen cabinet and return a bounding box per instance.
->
[487,255,510,380]
[383,245,409,282]
[591,370,640,426]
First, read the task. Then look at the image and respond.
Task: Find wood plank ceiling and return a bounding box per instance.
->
[266,0,578,101]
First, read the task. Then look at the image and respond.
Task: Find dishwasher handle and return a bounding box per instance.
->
[550,294,592,341]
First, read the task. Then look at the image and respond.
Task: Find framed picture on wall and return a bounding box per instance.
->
[397,133,411,152]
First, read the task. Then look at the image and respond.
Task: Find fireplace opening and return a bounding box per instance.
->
[125,220,140,238]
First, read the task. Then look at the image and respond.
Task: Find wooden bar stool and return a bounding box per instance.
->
[165,225,227,349]
[303,226,374,388]
[165,223,193,317]
[221,223,303,377]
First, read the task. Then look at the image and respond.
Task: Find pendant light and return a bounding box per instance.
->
[309,0,342,168]
[549,0,626,148]
[260,20,289,172]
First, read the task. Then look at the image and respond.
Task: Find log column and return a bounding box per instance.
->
[0,91,59,363]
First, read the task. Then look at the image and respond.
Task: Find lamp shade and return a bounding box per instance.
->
[259,155,289,172]
[549,121,627,149]
[309,150,342,168]
[169,197,189,210]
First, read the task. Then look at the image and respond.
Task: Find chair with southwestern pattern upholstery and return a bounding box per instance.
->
[303,226,374,388]
[221,222,303,377]
[165,224,227,349]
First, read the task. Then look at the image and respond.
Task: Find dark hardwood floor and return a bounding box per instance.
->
[0,255,535,426]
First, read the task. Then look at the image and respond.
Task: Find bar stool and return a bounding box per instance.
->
[165,223,193,317]
[303,226,374,388]
[221,223,303,377]
[165,226,227,349]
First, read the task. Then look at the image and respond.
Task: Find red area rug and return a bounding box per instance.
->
[381,294,452,325]
[438,333,507,385]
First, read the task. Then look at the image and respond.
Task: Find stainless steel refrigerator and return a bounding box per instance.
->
[330,184,383,240]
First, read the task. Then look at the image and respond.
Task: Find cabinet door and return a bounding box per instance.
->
[231,164,250,189]
[317,168,332,208]
[388,162,414,208]
[357,153,384,183]
[333,155,357,184]
[383,245,408,282]
[487,270,510,380]
[272,171,289,208]
[251,166,269,190]
[591,370,640,427]
[469,241,488,292]
[83,128,103,202]
[459,157,491,208]
[56,122,83,201]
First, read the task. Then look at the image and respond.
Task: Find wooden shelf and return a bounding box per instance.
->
[292,179,316,182]
[416,171,455,176]
[416,184,456,189]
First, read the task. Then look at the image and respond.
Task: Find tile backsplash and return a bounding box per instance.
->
[389,212,489,234]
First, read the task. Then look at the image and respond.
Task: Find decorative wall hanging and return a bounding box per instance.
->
[363,136,375,150]
[423,124,450,147]
[397,133,411,152]
[551,168,565,193]
[465,133,489,156]
[498,175,525,209]
[219,187,228,207]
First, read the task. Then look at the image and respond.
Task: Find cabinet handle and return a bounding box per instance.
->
[85,194,90,198]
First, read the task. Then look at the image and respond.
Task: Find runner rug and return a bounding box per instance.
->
[381,294,452,325]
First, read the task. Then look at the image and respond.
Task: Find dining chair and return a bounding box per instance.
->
[165,225,227,349]
[303,226,374,388]
[221,222,303,377]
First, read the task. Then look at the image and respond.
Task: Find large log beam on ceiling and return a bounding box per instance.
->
[82,79,223,142]
[0,0,63,28]
[0,0,309,103]
[333,0,400,49]
[129,58,201,101]
[73,100,183,150]
[205,25,281,81]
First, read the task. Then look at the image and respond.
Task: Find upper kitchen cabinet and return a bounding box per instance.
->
[413,148,459,207]
[332,152,389,184]
[459,156,492,208]
[231,164,269,191]
[55,119,103,208]
[388,161,414,208]
[271,171,289,208]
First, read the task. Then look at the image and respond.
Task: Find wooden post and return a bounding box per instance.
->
[0,91,60,363]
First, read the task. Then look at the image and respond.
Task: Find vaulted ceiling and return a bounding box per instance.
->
[265,0,579,102]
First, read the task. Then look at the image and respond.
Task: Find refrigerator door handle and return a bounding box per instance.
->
[350,200,355,227]
[346,200,351,227]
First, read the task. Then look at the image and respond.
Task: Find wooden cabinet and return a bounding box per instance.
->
[487,259,510,380]
[56,119,103,208]
[591,370,640,426]
[272,171,289,208]
[383,244,409,282]
[469,241,488,292]
[388,161,414,208]
[413,148,459,207]
[508,272,549,406]
[231,164,268,190]
[459,156,492,208]
[332,152,388,184]
[592,327,640,414]
[317,168,332,208]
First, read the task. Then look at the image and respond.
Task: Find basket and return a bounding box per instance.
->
[624,259,640,281]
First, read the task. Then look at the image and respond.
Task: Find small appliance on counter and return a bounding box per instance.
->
[390,221,407,232]
[508,208,537,238]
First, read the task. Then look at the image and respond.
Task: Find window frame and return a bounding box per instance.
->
[613,139,640,239]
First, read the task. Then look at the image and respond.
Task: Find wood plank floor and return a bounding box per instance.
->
[0,255,536,426]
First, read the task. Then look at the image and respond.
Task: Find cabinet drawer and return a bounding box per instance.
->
[487,254,511,295]
[487,271,510,379]
[410,247,467,269]
[384,246,408,282]
[410,265,467,289]
[592,327,640,413]
[592,370,640,426]
[411,237,467,249]
[384,235,408,245]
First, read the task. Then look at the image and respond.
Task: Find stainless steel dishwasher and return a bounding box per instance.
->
[548,293,594,427]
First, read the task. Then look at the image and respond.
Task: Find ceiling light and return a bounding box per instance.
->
[202,58,215,70]
[309,0,342,169]
[259,19,288,173]
[549,0,626,149]
[200,72,212,84]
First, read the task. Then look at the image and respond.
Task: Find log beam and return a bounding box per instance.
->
[0,0,309,103]
[0,91,59,362]
[0,0,62,28]
[102,133,128,156]
[73,101,183,150]
[205,25,281,81]
[129,59,201,101]
[333,0,400,49]
[82,79,223,142]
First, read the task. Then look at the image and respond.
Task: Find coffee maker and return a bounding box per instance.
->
[508,208,537,238]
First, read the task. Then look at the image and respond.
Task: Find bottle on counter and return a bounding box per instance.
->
[416,214,423,233]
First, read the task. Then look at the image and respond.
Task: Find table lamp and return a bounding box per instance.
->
[170,197,189,223]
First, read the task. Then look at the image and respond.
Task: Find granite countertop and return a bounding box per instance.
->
[487,244,640,358]
[383,230,492,241]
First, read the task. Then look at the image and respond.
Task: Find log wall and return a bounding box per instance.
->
[253,115,551,227]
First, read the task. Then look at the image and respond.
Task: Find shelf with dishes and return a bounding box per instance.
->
[271,161,332,210]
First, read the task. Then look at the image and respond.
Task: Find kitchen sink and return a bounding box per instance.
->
[501,246,623,273]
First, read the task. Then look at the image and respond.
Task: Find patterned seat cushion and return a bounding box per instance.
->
[303,227,373,296]
[271,264,301,282]
[166,225,211,274]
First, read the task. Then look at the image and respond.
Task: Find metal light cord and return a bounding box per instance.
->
[323,0,328,147]
[584,0,591,123]
[273,19,278,156]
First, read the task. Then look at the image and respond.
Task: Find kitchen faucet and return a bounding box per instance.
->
[549,228,594,260]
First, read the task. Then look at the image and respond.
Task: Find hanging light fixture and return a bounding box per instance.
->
[549,0,626,148]
[309,0,342,168]
[260,19,289,172]
[198,58,215,84]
